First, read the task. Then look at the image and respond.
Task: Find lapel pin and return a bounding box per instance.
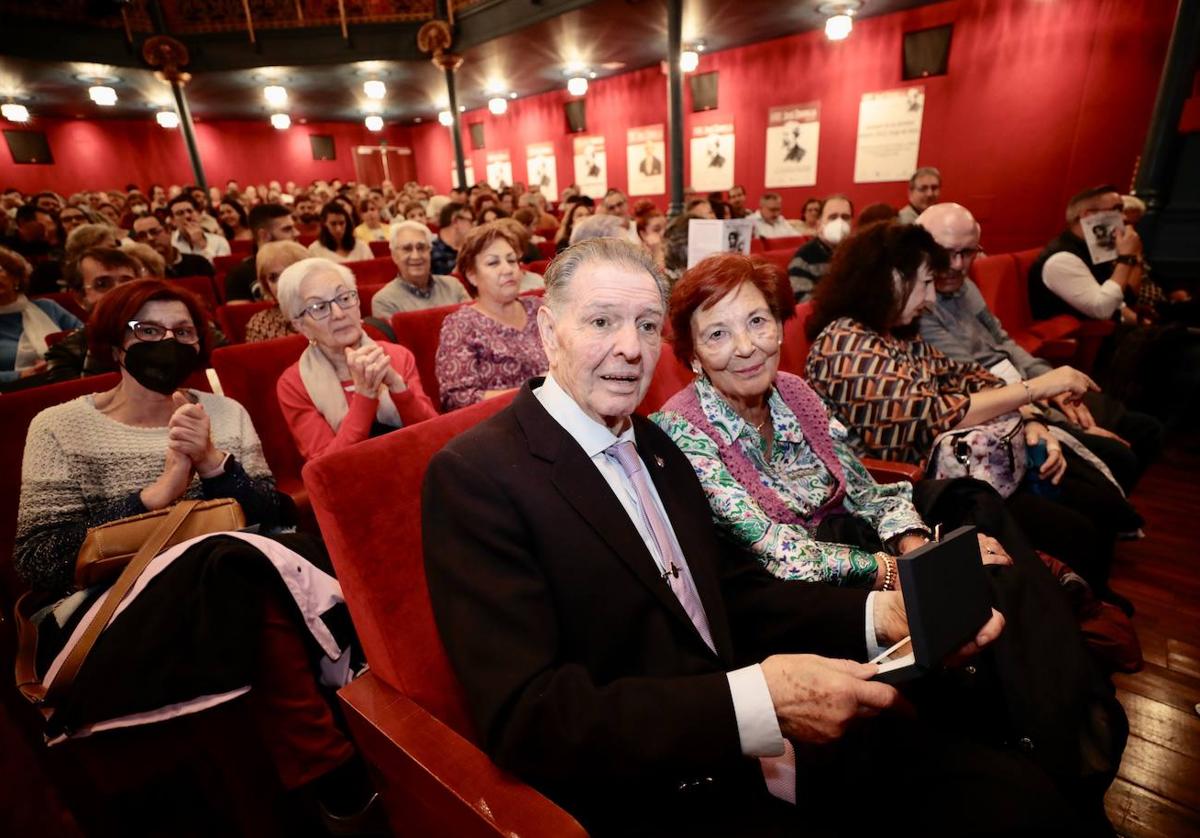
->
[654,455,665,468]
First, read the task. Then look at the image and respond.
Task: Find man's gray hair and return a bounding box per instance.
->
[760,192,782,203]
[544,238,667,312]
[908,167,941,189]
[389,219,433,249]
[276,257,357,319]
[569,214,629,246]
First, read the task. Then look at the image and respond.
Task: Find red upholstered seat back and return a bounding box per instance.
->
[368,240,389,258]
[525,258,550,276]
[215,302,276,344]
[535,239,557,260]
[347,257,397,286]
[212,254,242,276]
[778,301,814,376]
[356,283,385,317]
[764,235,810,252]
[389,303,464,409]
[302,392,517,740]
[172,275,218,312]
[970,253,1028,332]
[758,249,794,276]
[209,335,308,503]
[0,373,121,603]
[228,239,253,256]
[636,352,694,416]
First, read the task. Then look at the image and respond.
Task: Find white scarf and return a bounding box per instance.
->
[298,334,402,433]
[0,295,60,370]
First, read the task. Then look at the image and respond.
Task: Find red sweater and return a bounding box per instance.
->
[277,341,438,461]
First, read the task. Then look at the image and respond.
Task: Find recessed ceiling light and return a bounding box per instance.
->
[156,110,179,128]
[680,51,699,73]
[567,77,588,96]
[271,112,291,130]
[438,110,453,126]
[363,80,386,100]
[365,114,384,131]
[2,103,30,122]
[263,85,288,107]
[488,97,508,115]
[89,86,117,106]
[508,91,518,99]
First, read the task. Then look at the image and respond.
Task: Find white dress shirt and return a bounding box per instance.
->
[171,229,231,263]
[533,374,885,770]
[751,212,796,239]
[1042,252,1124,319]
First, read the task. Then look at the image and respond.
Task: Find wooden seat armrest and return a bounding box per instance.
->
[338,672,588,838]
[861,458,922,484]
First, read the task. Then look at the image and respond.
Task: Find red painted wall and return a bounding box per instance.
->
[0,0,1175,252]
[412,0,1174,253]
[0,117,413,195]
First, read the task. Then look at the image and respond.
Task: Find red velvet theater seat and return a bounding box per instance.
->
[215,301,276,344]
[762,235,810,253]
[347,256,397,286]
[636,352,694,416]
[302,393,586,837]
[209,334,310,519]
[389,303,465,409]
[368,239,390,258]
[969,253,1080,363]
[778,300,814,377]
[758,249,794,277]
[172,275,218,312]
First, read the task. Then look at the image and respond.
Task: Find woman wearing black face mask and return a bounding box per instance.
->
[15,279,378,829]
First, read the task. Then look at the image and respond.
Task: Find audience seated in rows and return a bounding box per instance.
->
[917,202,1163,490]
[167,194,231,263]
[371,220,469,318]
[131,214,213,278]
[423,237,1124,836]
[554,197,594,253]
[430,201,473,276]
[435,223,548,411]
[787,194,853,301]
[804,222,1141,611]
[793,197,822,236]
[353,199,390,243]
[217,198,253,242]
[750,191,793,239]
[276,257,437,461]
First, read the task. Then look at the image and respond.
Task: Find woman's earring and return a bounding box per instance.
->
[691,360,702,376]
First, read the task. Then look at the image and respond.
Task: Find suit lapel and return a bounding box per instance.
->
[514,385,721,657]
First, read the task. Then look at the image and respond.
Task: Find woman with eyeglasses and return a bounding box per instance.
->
[276,257,437,461]
[245,240,307,343]
[306,202,372,264]
[16,277,384,821]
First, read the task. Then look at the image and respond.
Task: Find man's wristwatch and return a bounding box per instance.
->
[1115,254,1140,267]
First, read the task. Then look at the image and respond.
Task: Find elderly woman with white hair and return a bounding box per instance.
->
[275,257,437,461]
[370,220,470,318]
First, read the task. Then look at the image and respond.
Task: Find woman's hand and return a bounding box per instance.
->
[895,533,930,554]
[140,447,194,510]
[1025,421,1067,484]
[345,345,390,398]
[1028,366,1098,403]
[382,363,408,394]
[977,533,1013,567]
[168,393,225,476]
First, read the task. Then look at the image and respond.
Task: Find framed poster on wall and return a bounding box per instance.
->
[853,86,925,183]
[764,103,819,188]
[689,123,734,193]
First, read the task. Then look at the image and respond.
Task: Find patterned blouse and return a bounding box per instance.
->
[805,317,1002,466]
[245,306,296,343]
[652,375,928,586]
[435,296,549,411]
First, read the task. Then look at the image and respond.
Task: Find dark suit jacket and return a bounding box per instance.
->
[423,381,869,832]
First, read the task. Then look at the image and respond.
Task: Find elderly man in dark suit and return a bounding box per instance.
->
[423,238,1114,837]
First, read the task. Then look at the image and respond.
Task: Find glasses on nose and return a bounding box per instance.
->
[127,320,200,344]
[396,243,431,254]
[946,246,982,261]
[132,226,165,240]
[87,274,135,292]
[605,200,626,210]
[296,289,359,320]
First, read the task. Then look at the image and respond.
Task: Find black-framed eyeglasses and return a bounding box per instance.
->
[395,242,431,254]
[87,273,137,293]
[946,246,983,261]
[296,289,359,320]
[127,320,200,344]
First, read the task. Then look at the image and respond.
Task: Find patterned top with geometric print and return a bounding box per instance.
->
[652,374,928,586]
[805,316,1002,466]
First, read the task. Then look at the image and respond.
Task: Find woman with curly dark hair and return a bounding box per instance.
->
[804,221,1140,607]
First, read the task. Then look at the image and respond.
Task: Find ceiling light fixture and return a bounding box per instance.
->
[1,103,30,123]
[438,110,454,126]
[488,96,508,115]
[819,2,861,41]
[365,114,384,131]
[363,80,386,100]
[89,86,117,106]
[680,50,699,73]
[263,85,288,107]
[509,91,518,99]
[567,76,588,97]
[156,110,179,128]
[270,112,291,130]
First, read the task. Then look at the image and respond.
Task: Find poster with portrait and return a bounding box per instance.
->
[627,124,665,197]
[525,142,559,203]
[764,103,820,188]
[686,218,754,268]
[853,86,925,183]
[485,150,513,189]
[689,124,734,193]
[450,161,476,189]
[573,136,608,198]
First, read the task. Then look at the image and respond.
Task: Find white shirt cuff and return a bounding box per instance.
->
[726,664,784,757]
[865,591,887,660]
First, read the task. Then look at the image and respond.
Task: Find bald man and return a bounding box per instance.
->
[917,203,1161,491]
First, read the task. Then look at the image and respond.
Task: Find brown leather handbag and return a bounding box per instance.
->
[75,497,245,588]
[15,498,244,721]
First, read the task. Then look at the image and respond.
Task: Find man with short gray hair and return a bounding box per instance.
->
[371,220,469,318]
[751,192,792,238]
[897,167,941,224]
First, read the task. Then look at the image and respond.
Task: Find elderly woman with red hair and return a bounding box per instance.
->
[651,253,1018,589]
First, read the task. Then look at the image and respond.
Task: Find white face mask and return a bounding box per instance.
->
[821,218,851,245]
